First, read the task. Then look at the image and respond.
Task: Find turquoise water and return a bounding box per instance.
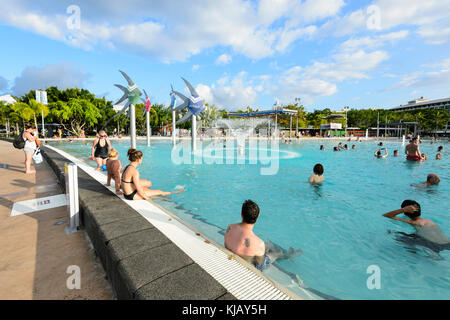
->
[50,138,450,299]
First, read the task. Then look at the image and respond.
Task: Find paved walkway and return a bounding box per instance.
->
[0,140,113,299]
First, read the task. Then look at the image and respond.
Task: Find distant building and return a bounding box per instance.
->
[390,96,450,113]
[0,94,16,105]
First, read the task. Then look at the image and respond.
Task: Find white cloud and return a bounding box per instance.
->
[215,54,232,65]
[196,71,258,109]
[0,0,348,62]
[192,64,200,71]
[385,58,450,91]
[11,62,91,95]
[0,76,8,92]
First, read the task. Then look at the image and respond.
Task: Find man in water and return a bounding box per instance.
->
[423,173,440,186]
[382,200,450,253]
[308,164,324,184]
[224,200,302,271]
[374,148,388,158]
[393,150,399,157]
[405,137,421,161]
[436,153,442,160]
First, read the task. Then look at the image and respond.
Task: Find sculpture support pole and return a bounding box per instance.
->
[172,110,176,145]
[192,115,197,151]
[130,104,136,149]
[146,111,151,146]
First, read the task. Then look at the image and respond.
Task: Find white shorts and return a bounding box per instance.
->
[24,147,35,155]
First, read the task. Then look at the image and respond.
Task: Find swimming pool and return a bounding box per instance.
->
[49,138,450,299]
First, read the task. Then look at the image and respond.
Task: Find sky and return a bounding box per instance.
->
[0,0,449,112]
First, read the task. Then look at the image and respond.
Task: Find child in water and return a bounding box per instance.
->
[308,163,324,184]
[105,148,123,195]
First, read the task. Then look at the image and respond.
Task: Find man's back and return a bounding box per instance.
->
[405,143,419,156]
[224,223,265,261]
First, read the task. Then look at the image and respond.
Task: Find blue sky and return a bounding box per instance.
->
[0,0,449,111]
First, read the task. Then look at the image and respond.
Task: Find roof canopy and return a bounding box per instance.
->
[228,109,297,117]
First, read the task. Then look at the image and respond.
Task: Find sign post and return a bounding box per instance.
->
[64,163,79,234]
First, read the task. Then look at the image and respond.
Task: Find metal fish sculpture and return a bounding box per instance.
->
[171,77,204,124]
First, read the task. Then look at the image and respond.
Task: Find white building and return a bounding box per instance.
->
[0,94,16,105]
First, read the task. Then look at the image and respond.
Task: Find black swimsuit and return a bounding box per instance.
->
[122,165,137,200]
[94,139,109,159]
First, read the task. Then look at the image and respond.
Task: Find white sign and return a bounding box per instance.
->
[35,90,48,105]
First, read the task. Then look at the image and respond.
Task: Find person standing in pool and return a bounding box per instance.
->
[436,153,442,160]
[382,200,450,252]
[224,200,302,271]
[121,148,185,200]
[90,130,111,170]
[393,150,399,157]
[308,164,324,184]
[405,137,421,161]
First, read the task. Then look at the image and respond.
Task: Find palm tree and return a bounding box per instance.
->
[12,102,34,128]
[28,99,49,131]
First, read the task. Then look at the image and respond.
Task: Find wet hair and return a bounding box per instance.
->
[344,144,348,148]
[378,142,383,146]
[333,146,338,151]
[412,137,418,141]
[127,148,143,162]
[241,199,260,224]
[426,173,440,185]
[401,200,421,219]
[377,150,381,156]
[320,145,324,150]
[436,153,441,159]
[352,145,355,149]
[108,148,119,158]
[437,146,443,151]
[313,163,324,176]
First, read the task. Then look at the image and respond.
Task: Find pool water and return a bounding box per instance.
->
[50,138,450,300]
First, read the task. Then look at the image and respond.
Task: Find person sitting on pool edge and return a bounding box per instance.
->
[308,163,324,184]
[374,148,388,158]
[121,148,185,200]
[224,200,302,271]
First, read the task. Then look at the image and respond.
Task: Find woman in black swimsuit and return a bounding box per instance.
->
[90,130,111,170]
[121,148,185,200]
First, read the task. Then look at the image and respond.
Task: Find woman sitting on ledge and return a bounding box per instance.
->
[121,148,185,200]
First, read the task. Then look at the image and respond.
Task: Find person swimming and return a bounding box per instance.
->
[333,146,339,152]
[393,150,399,157]
[308,163,324,184]
[224,200,302,271]
[320,145,325,150]
[436,153,441,160]
[374,148,388,158]
[383,200,450,254]
[351,145,356,150]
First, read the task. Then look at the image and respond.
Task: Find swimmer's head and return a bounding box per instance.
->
[394,150,399,156]
[352,145,356,149]
[320,145,324,150]
[127,148,143,162]
[313,164,324,176]
[241,199,260,224]
[334,147,339,151]
[412,137,418,143]
[401,200,421,219]
[436,153,441,160]
[437,146,443,152]
[401,200,420,219]
[108,148,119,158]
[377,150,381,156]
[426,173,440,185]
[378,142,383,146]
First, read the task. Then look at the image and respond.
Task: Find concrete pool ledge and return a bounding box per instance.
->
[41,144,302,300]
